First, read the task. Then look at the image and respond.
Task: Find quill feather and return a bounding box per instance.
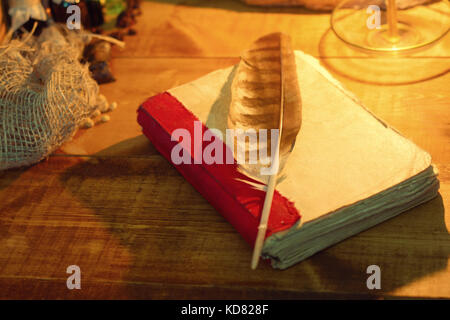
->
[228,33,302,269]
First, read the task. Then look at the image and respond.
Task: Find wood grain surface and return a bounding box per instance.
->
[0,2,6,42]
[0,0,449,299]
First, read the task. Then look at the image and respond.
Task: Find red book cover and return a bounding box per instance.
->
[137,92,300,247]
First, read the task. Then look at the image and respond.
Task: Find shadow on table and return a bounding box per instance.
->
[0,166,30,250]
[318,28,450,85]
[58,134,449,298]
[0,167,28,192]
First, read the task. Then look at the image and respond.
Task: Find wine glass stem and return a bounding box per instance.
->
[387,0,399,43]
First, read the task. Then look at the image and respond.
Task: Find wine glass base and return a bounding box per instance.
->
[366,22,421,50]
[331,0,450,54]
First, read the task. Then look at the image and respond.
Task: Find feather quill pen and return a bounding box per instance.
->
[228,32,302,269]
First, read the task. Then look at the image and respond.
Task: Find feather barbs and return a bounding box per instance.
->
[228,32,302,182]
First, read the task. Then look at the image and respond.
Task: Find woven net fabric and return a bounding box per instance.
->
[0,25,102,170]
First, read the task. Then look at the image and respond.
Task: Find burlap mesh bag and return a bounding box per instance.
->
[0,25,103,170]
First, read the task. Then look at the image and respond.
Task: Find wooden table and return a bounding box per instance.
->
[0,0,449,299]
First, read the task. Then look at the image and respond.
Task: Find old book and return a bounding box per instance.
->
[137,51,439,269]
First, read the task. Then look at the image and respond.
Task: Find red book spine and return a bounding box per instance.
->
[137,92,300,246]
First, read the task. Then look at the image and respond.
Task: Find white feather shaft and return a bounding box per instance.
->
[251,56,285,269]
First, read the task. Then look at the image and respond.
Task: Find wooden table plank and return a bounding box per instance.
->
[0,0,449,299]
[113,0,450,59]
[0,156,448,299]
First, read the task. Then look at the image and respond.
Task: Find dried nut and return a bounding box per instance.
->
[100,115,110,123]
[81,118,95,129]
[92,109,101,117]
[97,94,109,112]
[109,102,117,111]
[84,40,112,63]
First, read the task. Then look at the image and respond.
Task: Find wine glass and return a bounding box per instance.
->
[331,0,450,54]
